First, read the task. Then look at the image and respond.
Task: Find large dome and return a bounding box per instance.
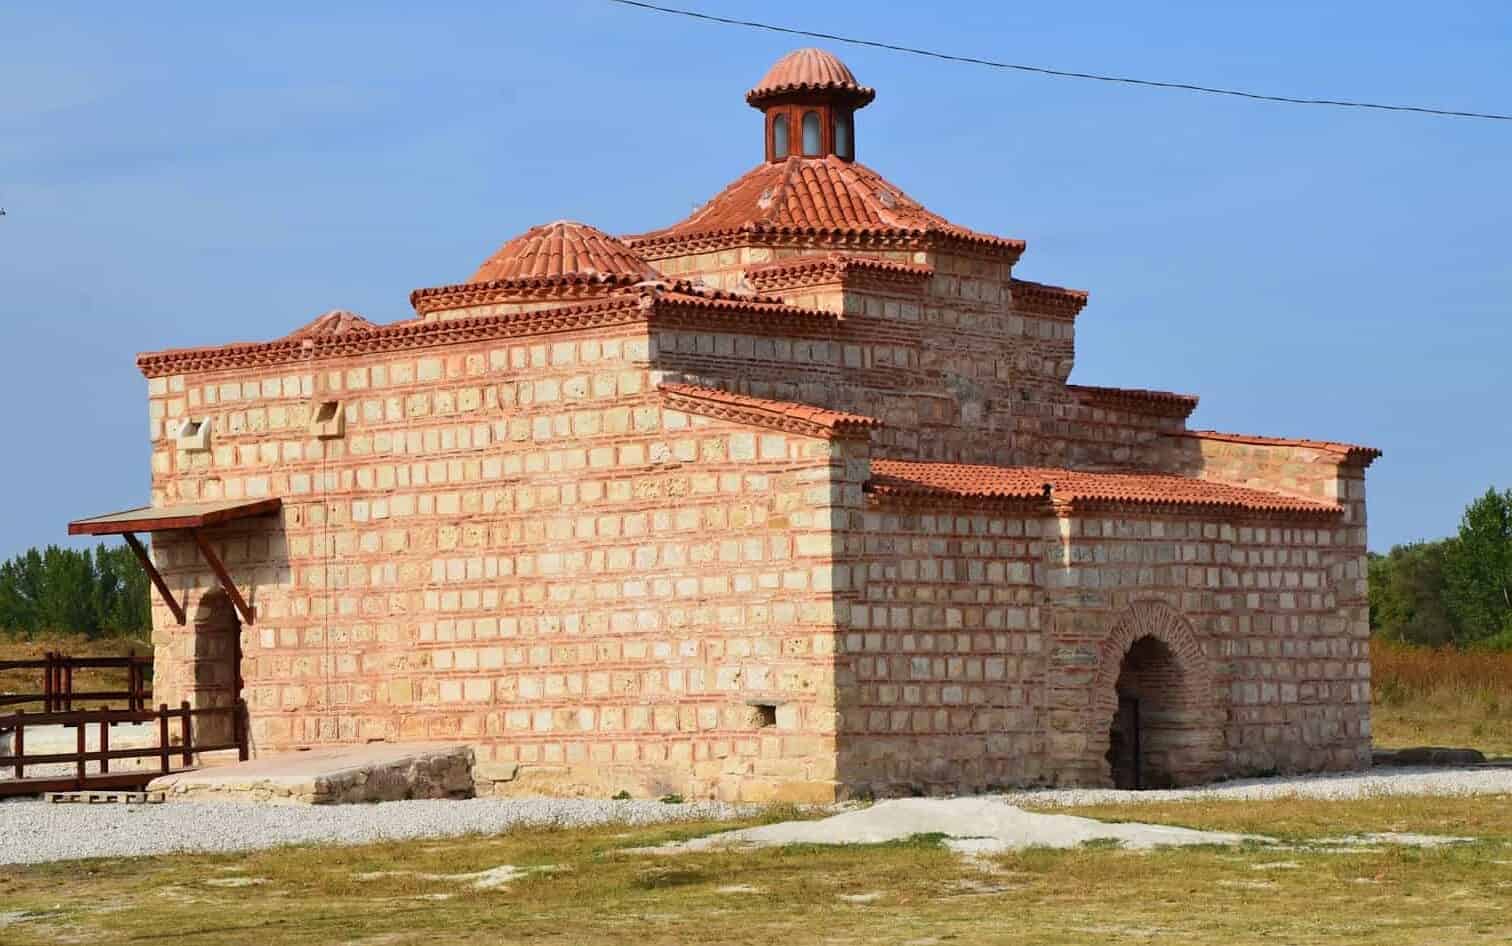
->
[624,155,1023,255]
[470,220,659,285]
[746,48,875,109]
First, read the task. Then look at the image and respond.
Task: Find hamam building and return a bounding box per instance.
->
[74,49,1379,801]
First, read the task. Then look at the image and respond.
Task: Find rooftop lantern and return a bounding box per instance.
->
[747,48,875,163]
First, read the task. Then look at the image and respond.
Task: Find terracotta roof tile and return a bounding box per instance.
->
[410,222,664,313]
[140,284,837,378]
[1186,430,1382,465]
[747,48,875,109]
[643,280,839,324]
[659,382,879,438]
[282,310,377,340]
[624,157,1024,256]
[1011,279,1090,318]
[1068,384,1199,419]
[469,220,659,285]
[867,459,1340,516]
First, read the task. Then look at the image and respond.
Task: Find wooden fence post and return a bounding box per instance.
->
[180,701,193,768]
[100,719,110,775]
[12,712,22,780]
[158,704,171,774]
[75,721,86,787]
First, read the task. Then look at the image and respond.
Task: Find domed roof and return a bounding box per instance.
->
[746,48,875,109]
[284,309,377,340]
[470,220,659,285]
[624,156,1023,255]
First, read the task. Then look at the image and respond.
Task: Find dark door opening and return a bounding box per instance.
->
[1106,635,1187,790]
[1107,695,1141,790]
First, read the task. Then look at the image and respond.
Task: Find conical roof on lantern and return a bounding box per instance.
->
[746,47,875,108]
[626,48,1022,257]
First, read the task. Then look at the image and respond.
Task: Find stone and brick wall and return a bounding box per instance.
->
[833,487,1051,795]
[135,239,1375,799]
[144,324,859,802]
[644,241,1184,471]
[827,491,1367,796]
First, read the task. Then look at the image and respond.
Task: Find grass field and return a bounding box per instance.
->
[2,794,1511,945]
[3,637,1512,943]
[0,635,150,712]
[1370,640,1512,755]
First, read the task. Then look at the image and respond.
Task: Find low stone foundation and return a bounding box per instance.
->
[471,759,839,803]
[148,743,475,804]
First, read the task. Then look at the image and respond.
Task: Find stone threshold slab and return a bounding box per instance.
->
[148,742,475,804]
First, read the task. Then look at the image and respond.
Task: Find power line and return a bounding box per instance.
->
[607,0,1512,122]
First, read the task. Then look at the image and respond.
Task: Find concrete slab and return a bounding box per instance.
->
[148,742,475,804]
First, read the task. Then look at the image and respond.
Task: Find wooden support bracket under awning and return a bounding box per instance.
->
[68,498,282,627]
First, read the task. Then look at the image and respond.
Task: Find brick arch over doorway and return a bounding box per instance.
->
[1088,601,1222,787]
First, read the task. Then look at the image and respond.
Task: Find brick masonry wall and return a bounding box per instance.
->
[1043,509,1370,785]
[834,491,1052,794]
[643,242,1184,469]
[145,326,853,802]
[136,242,1374,798]
[831,496,1367,795]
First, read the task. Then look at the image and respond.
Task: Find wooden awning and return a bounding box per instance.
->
[68,498,281,536]
[67,498,281,627]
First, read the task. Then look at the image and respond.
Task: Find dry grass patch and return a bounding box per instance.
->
[1026,792,1512,841]
[2,798,1511,945]
[0,635,150,711]
[1372,641,1512,755]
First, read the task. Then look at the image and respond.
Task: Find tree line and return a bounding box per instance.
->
[1370,487,1512,649]
[0,544,151,640]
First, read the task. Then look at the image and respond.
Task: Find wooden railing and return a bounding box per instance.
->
[0,652,153,712]
[0,700,248,796]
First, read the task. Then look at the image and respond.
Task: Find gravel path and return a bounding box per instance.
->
[0,797,750,865]
[4,767,1509,866]
[1002,766,1512,807]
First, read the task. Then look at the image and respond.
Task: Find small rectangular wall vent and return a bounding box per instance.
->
[310,400,345,439]
[174,418,211,452]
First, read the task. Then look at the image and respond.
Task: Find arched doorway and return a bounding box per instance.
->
[1092,601,1220,788]
[1107,636,1186,789]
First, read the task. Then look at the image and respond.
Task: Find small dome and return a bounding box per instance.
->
[284,309,377,340]
[747,48,875,109]
[470,220,659,285]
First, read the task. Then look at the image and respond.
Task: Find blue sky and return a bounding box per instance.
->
[1,0,1507,559]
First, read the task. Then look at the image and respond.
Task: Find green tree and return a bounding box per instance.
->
[0,543,151,639]
[1369,540,1459,646]
[1443,487,1512,647]
[93,545,151,636]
